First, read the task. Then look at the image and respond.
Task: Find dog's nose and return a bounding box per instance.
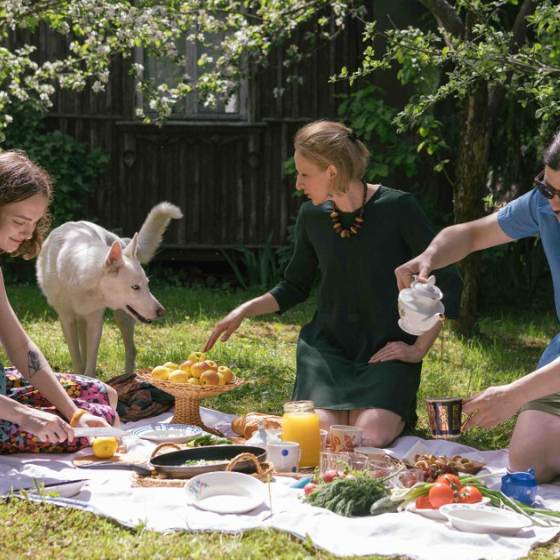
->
[156,306,166,318]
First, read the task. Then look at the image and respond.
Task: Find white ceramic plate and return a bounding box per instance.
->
[128,423,202,443]
[406,497,491,521]
[440,503,533,535]
[185,471,267,514]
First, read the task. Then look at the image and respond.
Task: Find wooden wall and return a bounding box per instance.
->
[17,12,370,257]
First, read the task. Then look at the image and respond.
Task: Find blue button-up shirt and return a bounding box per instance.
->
[498,188,560,321]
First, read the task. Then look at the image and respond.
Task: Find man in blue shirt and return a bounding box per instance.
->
[395,133,560,483]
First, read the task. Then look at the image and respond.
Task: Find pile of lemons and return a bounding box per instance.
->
[150,351,236,386]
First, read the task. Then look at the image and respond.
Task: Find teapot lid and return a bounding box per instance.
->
[411,275,443,299]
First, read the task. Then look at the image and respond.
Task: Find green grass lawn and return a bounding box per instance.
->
[1,282,560,559]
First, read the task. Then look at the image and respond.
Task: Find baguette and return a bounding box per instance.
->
[231,412,283,438]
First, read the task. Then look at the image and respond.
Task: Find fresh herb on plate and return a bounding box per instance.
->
[304,472,389,517]
[187,435,232,447]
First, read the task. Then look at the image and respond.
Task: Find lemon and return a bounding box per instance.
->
[169,369,190,383]
[92,437,119,459]
[151,365,171,380]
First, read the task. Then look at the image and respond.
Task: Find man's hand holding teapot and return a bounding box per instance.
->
[395,254,434,291]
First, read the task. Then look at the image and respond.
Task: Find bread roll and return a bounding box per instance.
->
[231,412,283,438]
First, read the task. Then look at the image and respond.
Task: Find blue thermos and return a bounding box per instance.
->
[501,468,537,505]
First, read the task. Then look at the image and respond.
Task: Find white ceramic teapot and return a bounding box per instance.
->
[398,275,445,336]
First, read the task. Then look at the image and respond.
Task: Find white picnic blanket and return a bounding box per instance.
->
[1,408,559,560]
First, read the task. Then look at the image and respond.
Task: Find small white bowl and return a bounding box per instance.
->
[29,479,87,498]
[440,503,533,535]
[185,471,267,514]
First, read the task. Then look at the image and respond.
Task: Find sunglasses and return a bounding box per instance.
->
[535,170,560,200]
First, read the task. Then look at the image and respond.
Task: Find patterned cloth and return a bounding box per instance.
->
[107,372,174,422]
[0,368,116,454]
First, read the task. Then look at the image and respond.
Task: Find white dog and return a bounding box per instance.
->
[36,202,183,377]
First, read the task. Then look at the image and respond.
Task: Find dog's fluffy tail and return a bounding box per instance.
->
[136,202,183,264]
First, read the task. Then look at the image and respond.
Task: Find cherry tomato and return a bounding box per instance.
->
[435,473,462,491]
[428,482,455,508]
[322,470,339,483]
[459,485,483,503]
[303,482,318,496]
[415,495,434,509]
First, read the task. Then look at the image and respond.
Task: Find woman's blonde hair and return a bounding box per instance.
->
[294,120,370,194]
[0,150,53,259]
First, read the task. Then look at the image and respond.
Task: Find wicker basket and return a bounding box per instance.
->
[137,369,244,436]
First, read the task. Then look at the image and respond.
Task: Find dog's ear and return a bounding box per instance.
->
[105,240,124,270]
[123,232,139,259]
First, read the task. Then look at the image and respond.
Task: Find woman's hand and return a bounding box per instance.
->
[204,306,246,352]
[369,341,424,364]
[16,407,74,443]
[463,384,522,430]
[76,411,111,428]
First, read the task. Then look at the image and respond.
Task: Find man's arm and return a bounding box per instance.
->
[463,358,560,429]
[395,213,513,290]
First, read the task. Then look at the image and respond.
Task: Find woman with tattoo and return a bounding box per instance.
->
[0,150,117,453]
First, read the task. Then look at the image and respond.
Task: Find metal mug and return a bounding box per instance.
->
[426,397,463,439]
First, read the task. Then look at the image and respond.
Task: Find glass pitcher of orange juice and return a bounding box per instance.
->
[281,400,321,468]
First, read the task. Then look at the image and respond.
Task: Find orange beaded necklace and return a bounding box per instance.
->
[329,180,367,239]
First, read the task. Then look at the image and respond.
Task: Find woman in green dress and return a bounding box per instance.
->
[205,120,461,446]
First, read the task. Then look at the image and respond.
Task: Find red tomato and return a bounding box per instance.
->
[322,470,339,483]
[459,485,483,504]
[415,495,434,509]
[303,483,318,496]
[428,482,455,508]
[435,474,462,490]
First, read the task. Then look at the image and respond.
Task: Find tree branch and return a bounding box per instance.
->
[488,0,538,123]
[510,0,538,52]
[418,0,464,37]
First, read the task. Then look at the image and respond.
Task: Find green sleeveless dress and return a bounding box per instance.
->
[269,186,462,427]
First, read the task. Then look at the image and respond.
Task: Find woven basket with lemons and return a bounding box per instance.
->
[137,352,243,436]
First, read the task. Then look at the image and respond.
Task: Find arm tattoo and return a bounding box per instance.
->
[27,350,43,379]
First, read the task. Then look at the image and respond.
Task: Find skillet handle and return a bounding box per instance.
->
[77,462,152,476]
[150,442,182,459]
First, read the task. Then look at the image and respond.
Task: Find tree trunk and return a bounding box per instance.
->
[453,81,491,333]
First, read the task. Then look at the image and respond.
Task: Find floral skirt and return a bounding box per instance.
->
[0,368,116,454]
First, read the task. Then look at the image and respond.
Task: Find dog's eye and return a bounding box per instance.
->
[131,284,140,291]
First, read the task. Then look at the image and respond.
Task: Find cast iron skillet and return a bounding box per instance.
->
[149,445,267,478]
